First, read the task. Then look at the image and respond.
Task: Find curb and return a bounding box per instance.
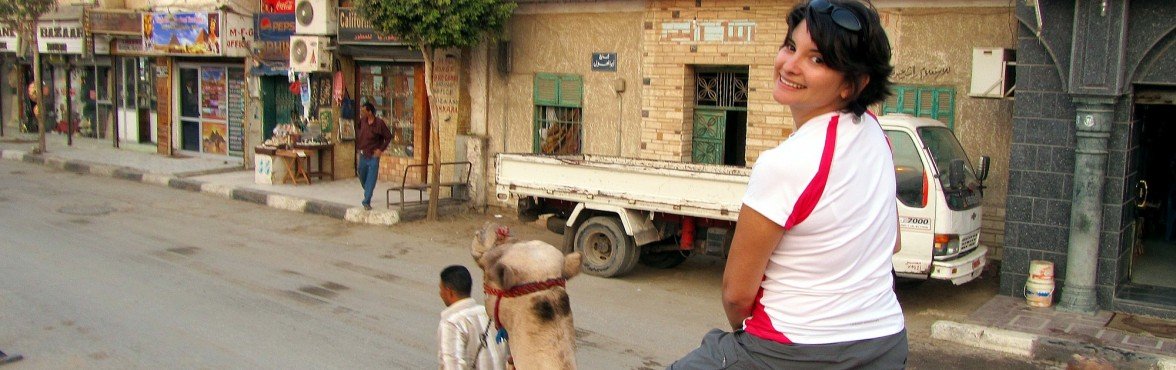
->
[932,320,1176,368]
[1,149,402,226]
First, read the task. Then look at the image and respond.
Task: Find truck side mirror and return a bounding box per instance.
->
[977,156,991,182]
[949,159,966,189]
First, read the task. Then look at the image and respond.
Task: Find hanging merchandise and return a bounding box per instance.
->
[299,73,312,120]
[333,71,344,103]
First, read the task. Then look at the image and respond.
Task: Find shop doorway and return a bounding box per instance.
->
[117,57,155,144]
[691,66,748,167]
[260,75,298,141]
[1131,101,1176,289]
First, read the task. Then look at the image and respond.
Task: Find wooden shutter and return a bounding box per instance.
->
[884,85,919,115]
[933,88,955,129]
[557,74,583,108]
[534,73,559,106]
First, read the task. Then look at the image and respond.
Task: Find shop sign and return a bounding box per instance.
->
[256,13,295,41]
[0,25,20,54]
[112,38,148,54]
[338,8,403,44]
[222,13,255,57]
[89,10,142,36]
[257,40,289,61]
[262,0,296,14]
[38,20,84,54]
[143,12,223,55]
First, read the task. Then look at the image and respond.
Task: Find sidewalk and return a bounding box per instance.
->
[933,294,1176,368]
[0,132,470,226]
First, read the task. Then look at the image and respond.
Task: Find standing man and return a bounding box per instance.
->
[356,101,392,210]
[438,265,508,370]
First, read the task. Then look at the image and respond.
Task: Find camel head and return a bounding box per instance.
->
[471,221,581,369]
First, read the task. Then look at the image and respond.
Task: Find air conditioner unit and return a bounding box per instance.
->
[290,35,333,73]
[295,0,338,35]
[969,47,1016,98]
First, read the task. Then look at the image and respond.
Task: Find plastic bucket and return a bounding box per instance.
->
[1025,279,1055,307]
[1028,260,1054,283]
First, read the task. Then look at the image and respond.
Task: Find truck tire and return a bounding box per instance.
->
[575,216,639,277]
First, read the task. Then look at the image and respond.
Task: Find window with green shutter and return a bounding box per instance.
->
[881,85,955,129]
[534,73,584,154]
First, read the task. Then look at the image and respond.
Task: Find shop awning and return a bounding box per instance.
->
[338,44,423,62]
[252,60,290,76]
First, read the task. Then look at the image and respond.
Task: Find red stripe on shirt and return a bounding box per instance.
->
[743,279,793,344]
[783,114,839,230]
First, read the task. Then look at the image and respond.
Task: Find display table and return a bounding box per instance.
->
[292,143,335,181]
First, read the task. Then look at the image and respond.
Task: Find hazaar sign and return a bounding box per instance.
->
[38,21,84,54]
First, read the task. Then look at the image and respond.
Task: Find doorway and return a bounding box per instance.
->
[1131,102,1176,289]
[691,67,748,167]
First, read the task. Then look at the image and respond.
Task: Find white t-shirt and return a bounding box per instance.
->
[741,111,905,345]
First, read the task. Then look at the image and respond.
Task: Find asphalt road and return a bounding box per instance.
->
[0,160,1054,369]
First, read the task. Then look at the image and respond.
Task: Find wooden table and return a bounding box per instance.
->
[292,143,335,182]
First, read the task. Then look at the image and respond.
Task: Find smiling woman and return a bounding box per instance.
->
[669,1,906,369]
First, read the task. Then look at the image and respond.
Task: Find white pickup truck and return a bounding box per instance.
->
[496,114,991,284]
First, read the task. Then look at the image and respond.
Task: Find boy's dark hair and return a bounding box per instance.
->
[787,0,893,117]
[362,101,376,114]
[440,265,473,297]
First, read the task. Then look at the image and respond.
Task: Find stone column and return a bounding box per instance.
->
[1058,96,1114,314]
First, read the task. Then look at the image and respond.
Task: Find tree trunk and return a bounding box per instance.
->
[421,45,441,221]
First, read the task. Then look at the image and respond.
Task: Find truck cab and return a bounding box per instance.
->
[881,114,990,284]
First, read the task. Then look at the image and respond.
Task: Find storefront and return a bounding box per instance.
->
[338,7,429,183]
[89,9,147,145]
[0,25,22,135]
[36,9,85,139]
[143,11,250,158]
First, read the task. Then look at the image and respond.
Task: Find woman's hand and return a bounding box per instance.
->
[722,205,785,331]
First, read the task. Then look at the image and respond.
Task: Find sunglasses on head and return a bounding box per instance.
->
[809,0,863,32]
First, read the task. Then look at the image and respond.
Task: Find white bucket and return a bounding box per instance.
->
[1029,260,1055,283]
[1025,279,1055,307]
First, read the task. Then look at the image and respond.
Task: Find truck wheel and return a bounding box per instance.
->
[639,251,688,269]
[575,216,639,277]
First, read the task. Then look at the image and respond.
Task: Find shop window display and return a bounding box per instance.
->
[357,64,415,157]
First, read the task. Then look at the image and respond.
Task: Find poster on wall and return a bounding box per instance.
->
[338,118,355,141]
[227,68,246,156]
[202,122,228,155]
[143,12,222,55]
[200,67,226,120]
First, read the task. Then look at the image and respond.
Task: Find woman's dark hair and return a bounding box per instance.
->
[440,265,473,296]
[787,0,892,117]
[362,101,376,114]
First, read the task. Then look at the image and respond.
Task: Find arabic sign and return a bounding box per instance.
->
[0,26,19,54]
[338,8,402,44]
[143,12,223,55]
[89,10,142,35]
[38,21,84,54]
[262,0,295,14]
[591,52,617,72]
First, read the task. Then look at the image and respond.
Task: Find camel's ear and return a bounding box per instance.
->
[494,261,521,289]
[562,252,582,279]
[471,222,497,261]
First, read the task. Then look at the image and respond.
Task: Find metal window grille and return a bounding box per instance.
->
[534,106,582,155]
[695,72,749,108]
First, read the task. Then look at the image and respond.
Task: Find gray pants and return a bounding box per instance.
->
[669,329,908,370]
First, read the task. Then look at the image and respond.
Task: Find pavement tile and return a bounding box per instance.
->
[1009,314,1050,331]
[1121,334,1163,350]
[1095,329,1126,345]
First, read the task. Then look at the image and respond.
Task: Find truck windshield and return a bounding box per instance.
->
[918,127,982,211]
